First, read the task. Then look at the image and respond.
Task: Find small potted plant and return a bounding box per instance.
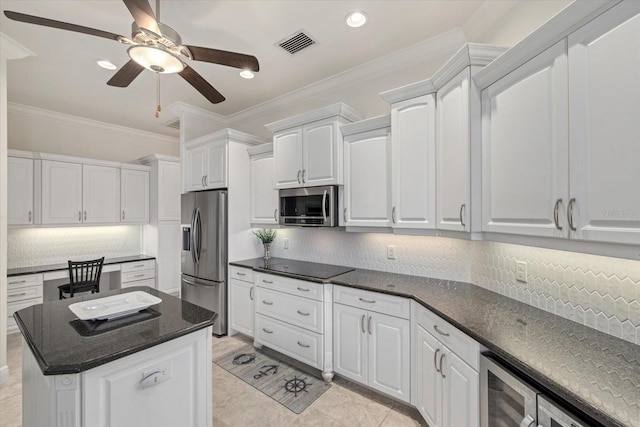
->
[253,228,277,261]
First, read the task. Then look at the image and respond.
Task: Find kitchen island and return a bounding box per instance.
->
[14,286,216,427]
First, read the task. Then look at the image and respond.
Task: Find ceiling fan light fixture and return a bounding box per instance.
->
[345,11,367,28]
[127,45,184,74]
[96,60,117,70]
[239,70,255,79]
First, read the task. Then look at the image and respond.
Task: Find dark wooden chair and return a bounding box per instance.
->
[58,257,104,299]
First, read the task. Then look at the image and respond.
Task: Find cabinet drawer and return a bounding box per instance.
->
[121,268,155,283]
[121,260,155,273]
[255,314,323,369]
[256,287,323,334]
[8,274,43,290]
[229,266,255,283]
[7,284,43,303]
[413,301,479,370]
[121,278,155,289]
[8,298,42,334]
[334,285,410,319]
[256,273,323,301]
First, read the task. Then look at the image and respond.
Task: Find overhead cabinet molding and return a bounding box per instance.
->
[476,1,640,249]
[265,103,364,189]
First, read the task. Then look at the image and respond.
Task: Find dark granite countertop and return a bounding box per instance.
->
[230,257,354,282]
[230,257,639,427]
[14,286,216,375]
[7,254,156,277]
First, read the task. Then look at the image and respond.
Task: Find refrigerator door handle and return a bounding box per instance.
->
[190,209,198,265]
[194,207,202,264]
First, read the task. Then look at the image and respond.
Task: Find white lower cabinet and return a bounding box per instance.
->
[413,301,479,427]
[7,274,43,334]
[119,260,156,289]
[229,266,255,337]
[333,286,411,403]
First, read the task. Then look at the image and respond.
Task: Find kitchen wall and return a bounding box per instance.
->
[7,225,142,268]
[270,228,640,345]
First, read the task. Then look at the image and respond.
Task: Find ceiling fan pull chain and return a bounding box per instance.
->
[155,73,161,118]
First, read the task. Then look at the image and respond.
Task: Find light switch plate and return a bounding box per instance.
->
[387,245,396,260]
[516,260,527,283]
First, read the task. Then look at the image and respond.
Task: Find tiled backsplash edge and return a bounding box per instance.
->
[269,228,640,345]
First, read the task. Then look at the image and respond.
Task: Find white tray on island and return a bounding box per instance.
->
[69,291,162,321]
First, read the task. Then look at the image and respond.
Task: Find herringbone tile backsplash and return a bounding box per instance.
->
[270,228,640,345]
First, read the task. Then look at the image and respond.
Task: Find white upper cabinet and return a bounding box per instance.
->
[266,103,364,189]
[184,144,208,192]
[83,165,119,224]
[248,144,278,225]
[183,137,228,192]
[342,115,391,228]
[568,2,640,245]
[41,160,83,225]
[8,156,34,225]
[481,40,569,238]
[121,168,150,223]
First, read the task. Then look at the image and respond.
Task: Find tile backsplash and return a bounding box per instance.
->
[7,226,143,268]
[270,228,640,345]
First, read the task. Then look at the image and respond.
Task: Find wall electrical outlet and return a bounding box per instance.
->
[283,238,289,249]
[387,245,396,260]
[516,260,528,283]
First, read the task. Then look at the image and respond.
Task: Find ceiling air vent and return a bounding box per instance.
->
[277,30,316,55]
[163,118,180,130]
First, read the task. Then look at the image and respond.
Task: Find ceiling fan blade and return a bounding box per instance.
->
[3,11,123,41]
[179,65,225,104]
[107,60,145,87]
[185,45,260,72]
[123,0,161,37]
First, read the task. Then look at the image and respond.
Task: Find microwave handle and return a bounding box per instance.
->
[322,190,328,222]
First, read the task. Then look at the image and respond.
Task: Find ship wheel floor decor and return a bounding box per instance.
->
[215,344,331,414]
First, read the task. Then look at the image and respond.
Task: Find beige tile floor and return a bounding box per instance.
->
[0,332,425,427]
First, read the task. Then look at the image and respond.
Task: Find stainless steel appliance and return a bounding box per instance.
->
[480,354,591,427]
[181,190,227,335]
[279,185,338,227]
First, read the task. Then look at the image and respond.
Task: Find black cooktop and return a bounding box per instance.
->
[230,257,354,281]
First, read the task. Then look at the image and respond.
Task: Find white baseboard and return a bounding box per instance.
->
[0,365,9,385]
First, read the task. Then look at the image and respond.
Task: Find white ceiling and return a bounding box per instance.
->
[1,1,523,137]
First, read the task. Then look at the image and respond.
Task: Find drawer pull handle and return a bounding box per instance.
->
[10,280,27,284]
[263,300,274,305]
[359,297,376,304]
[262,280,274,284]
[262,328,273,334]
[134,264,145,268]
[133,274,145,278]
[249,287,254,301]
[9,292,28,298]
[237,272,246,276]
[439,353,446,379]
[368,315,372,335]
[434,325,450,337]
[297,341,310,348]
[297,310,310,316]
[434,348,441,373]
[361,315,366,333]
[297,287,310,292]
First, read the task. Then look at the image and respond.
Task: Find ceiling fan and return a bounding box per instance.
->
[3,0,260,104]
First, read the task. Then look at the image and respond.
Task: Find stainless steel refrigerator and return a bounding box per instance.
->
[181,190,227,335]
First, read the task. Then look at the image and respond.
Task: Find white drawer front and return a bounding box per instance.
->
[255,314,323,369]
[121,278,156,289]
[256,273,323,301]
[8,274,43,290]
[8,299,42,334]
[256,287,323,334]
[229,266,255,283]
[121,259,155,273]
[334,285,410,319]
[121,269,155,283]
[7,285,43,303]
[413,301,479,370]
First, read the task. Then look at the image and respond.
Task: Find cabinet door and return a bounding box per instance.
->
[83,165,119,224]
[121,169,149,223]
[204,142,228,189]
[184,144,207,192]
[155,223,181,295]
[8,157,34,225]
[391,94,436,229]
[230,279,254,337]
[333,303,367,384]
[482,41,569,237]
[41,160,83,224]
[250,153,278,225]
[157,161,181,222]
[437,68,470,232]
[568,2,640,245]
[442,349,479,427]
[274,128,303,188]
[303,117,340,186]
[344,128,391,227]
[415,324,441,427]
[368,312,411,403]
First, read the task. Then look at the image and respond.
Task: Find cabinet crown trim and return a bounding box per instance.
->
[264,103,364,132]
[184,128,267,148]
[137,153,180,164]
[9,149,149,170]
[340,115,391,136]
[247,143,273,156]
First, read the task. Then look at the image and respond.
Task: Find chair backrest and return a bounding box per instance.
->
[68,257,104,291]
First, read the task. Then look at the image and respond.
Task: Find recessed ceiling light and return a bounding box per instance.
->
[345,11,367,28]
[96,60,117,70]
[240,70,255,79]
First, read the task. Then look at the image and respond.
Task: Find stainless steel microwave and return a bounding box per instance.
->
[279,185,338,227]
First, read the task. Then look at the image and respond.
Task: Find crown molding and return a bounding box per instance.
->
[137,153,180,164]
[264,103,364,133]
[379,78,436,104]
[431,43,508,88]
[0,33,35,60]
[167,101,226,127]
[340,115,391,137]
[8,103,179,145]
[185,128,267,147]
[247,142,273,156]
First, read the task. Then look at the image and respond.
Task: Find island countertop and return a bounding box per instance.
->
[14,286,216,375]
